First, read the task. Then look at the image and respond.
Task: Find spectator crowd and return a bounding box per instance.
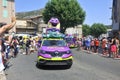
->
[76,36,120,59]
[0,18,120,80]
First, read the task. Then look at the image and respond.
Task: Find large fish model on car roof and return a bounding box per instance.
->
[42,17,64,38]
[48,17,60,30]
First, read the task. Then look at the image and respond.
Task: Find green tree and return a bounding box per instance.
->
[43,0,85,33]
[82,24,91,37]
[90,23,107,37]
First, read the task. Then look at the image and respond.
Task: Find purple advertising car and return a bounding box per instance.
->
[37,38,73,68]
[65,35,77,48]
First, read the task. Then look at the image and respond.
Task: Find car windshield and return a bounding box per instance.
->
[65,38,74,43]
[42,40,66,46]
[47,28,60,32]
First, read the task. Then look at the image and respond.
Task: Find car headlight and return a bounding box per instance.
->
[38,50,46,54]
[66,50,71,54]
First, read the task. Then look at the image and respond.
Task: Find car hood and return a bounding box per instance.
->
[41,46,70,52]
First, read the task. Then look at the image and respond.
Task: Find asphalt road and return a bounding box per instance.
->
[5,49,120,80]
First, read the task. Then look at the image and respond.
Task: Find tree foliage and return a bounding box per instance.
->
[82,24,91,37]
[90,23,107,37]
[42,0,86,33]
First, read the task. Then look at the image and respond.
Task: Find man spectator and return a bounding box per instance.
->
[94,38,99,53]
[26,38,31,55]
[85,37,91,53]
[0,17,16,80]
[11,37,19,57]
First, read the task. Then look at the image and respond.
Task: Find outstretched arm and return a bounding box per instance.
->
[6,35,13,44]
[0,17,16,34]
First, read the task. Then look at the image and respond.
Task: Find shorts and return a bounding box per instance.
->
[103,47,108,50]
[86,46,90,49]
[0,70,6,80]
[91,46,94,48]
[95,46,99,49]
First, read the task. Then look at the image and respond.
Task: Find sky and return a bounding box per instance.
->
[15,0,113,26]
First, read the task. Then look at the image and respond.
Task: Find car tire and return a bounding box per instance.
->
[65,64,72,69]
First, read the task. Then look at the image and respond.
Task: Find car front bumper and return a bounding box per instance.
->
[37,56,73,66]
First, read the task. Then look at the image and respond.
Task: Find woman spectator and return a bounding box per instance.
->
[110,40,117,58]
[101,37,108,56]
[90,39,95,53]
[112,37,119,58]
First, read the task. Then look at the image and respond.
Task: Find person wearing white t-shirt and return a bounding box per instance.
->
[0,17,16,80]
[0,49,6,80]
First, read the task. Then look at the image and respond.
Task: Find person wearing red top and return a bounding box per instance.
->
[102,37,108,56]
[94,38,99,53]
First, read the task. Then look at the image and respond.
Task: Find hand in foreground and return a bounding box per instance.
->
[11,17,16,22]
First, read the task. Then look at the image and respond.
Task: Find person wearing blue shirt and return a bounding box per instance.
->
[85,37,91,53]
